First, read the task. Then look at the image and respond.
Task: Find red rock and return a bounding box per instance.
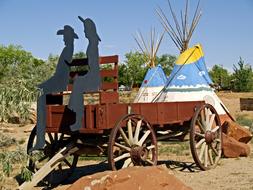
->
[222,133,251,158]
[222,121,252,143]
[67,166,192,190]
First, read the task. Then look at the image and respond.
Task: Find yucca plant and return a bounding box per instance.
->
[0,79,37,123]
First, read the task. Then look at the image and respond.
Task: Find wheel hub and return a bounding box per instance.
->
[205,131,215,144]
[130,145,148,165]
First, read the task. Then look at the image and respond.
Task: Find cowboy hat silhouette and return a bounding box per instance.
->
[57,25,79,39]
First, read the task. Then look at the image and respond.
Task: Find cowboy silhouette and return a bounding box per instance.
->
[32,25,78,150]
[68,16,101,131]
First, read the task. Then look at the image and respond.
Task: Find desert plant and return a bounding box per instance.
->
[0,146,27,178]
[0,133,16,148]
[20,166,32,182]
[0,82,37,123]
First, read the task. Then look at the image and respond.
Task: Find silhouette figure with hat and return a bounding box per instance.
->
[32,25,78,151]
[68,16,101,131]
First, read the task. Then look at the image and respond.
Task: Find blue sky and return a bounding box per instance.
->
[0,0,252,71]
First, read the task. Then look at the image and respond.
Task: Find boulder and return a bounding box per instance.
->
[222,133,250,158]
[222,121,252,143]
[67,166,192,190]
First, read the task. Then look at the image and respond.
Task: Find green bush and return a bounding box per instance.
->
[0,147,27,178]
[236,115,253,127]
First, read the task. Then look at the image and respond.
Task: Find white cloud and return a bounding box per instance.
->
[177,75,186,80]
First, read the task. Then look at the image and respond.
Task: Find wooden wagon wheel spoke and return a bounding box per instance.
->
[119,128,131,147]
[146,159,154,165]
[54,133,58,141]
[195,138,205,149]
[196,119,205,133]
[47,133,54,143]
[208,146,214,165]
[210,144,219,156]
[63,158,72,168]
[108,114,158,171]
[114,142,131,152]
[198,142,206,162]
[134,119,142,144]
[190,104,222,170]
[207,114,215,130]
[59,133,65,142]
[27,126,78,186]
[122,158,132,168]
[204,108,210,126]
[45,140,50,146]
[211,126,219,133]
[137,130,151,146]
[204,144,208,167]
[147,145,155,150]
[114,153,131,162]
[127,119,134,144]
[200,110,206,128]
[195,132,205,138]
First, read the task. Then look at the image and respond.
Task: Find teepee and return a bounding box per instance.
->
[155,0,230,120]
[134,29,168,103]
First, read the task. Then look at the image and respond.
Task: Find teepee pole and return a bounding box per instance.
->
[156,0,202,52]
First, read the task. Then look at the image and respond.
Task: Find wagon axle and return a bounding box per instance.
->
[130,145,148,165]
[204,130,216,144]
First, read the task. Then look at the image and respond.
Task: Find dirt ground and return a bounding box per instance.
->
[0,92,253,190]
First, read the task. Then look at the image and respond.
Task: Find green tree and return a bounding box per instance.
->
[0,45,34,82]
[156,54,176,76]
[232,57,253,92]
[119,52,177,87]
[118,64,128,85]
[0,45,56,122]
[122,52,148,87]
[209,65,231,90]
[73,51,86,59]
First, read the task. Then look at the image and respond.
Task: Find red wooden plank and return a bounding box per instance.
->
[100,69,118,78]
[100,91,119,104]
[101,82,118,90]
[69,55,118,67]
[99,55,118,64]
[85,105,94,129]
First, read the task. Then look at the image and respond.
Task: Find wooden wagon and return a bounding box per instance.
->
[21,55,222,189]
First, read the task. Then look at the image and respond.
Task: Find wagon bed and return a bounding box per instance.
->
[20,55,223,190]
[46,101,204,134]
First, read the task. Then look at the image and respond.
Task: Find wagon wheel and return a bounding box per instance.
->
[108,114,158,171]
[27,126,79,185]
[190,104,222,170]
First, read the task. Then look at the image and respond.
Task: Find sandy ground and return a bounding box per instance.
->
[0,92,253,190]
[174,155,253,190]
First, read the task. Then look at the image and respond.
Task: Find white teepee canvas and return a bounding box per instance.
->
[134,65,167,102]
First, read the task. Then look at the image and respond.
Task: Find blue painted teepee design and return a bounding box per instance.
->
[141,65,167,88]
[135,65,167,102]
[133,29,168,102]
[166,44,212,91]
[157,44,227,115]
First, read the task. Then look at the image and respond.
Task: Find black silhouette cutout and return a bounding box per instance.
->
[32,25,78,151]
[68,17,101,131]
